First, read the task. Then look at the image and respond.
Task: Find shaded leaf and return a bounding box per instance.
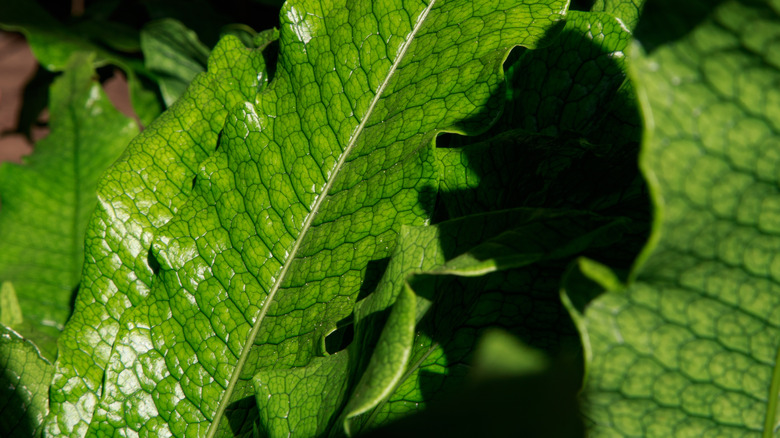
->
[567,1,780,436]
[0,0,162,125]
[0,325,53,438]
[141,18,211,106]
[362,329,583,438]
[342,209,625,435]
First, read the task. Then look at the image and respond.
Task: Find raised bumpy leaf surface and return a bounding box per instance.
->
[591,0,645,30]
[568,1,780,435]
[46,36,274,437]
[0,53,138,360]
[49,0,568,436]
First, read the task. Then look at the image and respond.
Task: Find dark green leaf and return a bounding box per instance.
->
[567,1,780,435]
[141,19,211,106]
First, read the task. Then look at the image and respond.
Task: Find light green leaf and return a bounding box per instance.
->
[51,0,569,436]
[470,328,549,378]
[0,282,23,327]
[568,1,780,436]
[141,19,211,106]
[46,36,275,437]
[0,0,162,125]
[0,52,138,360]
[0,325,53,438]
[591,0,645,30]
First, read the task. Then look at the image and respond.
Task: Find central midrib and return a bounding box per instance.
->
[763,345,780,437]
[206,1,436,435]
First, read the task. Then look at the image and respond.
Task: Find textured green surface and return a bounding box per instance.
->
[569,1,780,436]
[591,0,645,29]
[347,209,625,434]
[0,325,53,438]
[0,53,138,360]
[498,11,632,137]
[438,10,640,219]
[141,18,210,106]
[46,36,274,437]
[0,0,162,125]
[0,283,23,328]
[47,0,569,436]
[436,9,646,264]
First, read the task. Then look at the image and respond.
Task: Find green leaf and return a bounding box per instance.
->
[46,36,275,437]
[49,0,569,436]
[361,329,583,438]
[568,1,780,435]
[252,208,621,437]
[0,0,162,125]
[499,11,632,137]
[347,209,626,434]
[437,11,644,224]
[0,325,53,438]
[470,328,549,378]
[141,19,211,106]
[0,283,23,327]
[0,52,138,360]
[591,0,645,30]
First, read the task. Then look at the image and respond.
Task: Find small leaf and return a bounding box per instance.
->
[141,19,211,106]
[0,283,23,327]
[0,325,53,438]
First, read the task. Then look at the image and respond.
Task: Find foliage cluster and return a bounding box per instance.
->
[1,0,777,437]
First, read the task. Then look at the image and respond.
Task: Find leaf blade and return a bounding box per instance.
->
[571,1,780,436]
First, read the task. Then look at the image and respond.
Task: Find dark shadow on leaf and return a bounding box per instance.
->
[146,247,160,276]
[365,365,583,438]
[325,314,355,355]
[634,0,728,53]
[15,66,55,140]
[0,368,37,437]
[360,14,653,435]
[226,395,260,438]
[68,283,80,316]
[357,258,390,302]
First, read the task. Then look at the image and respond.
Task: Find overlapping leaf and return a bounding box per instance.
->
[438,11,643,222]
[361,329,583,438]
[0,52,138,360]
[0,326,53,438]
[140,19,210,106]
[49,0,571,436]
[46,35,276,437]
[566,1,780,435]
[338,209,625,435]
[591,0,645,30]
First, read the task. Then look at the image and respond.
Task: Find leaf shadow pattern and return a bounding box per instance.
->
[353,11,654,435]
[230,9,652,438]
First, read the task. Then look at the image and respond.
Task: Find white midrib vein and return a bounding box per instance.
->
[207,1,436,435]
